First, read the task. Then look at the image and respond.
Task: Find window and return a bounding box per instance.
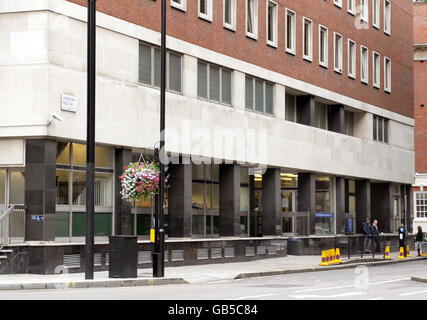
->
[266,1,278,47]
[303,17,313,61]
[384,57,391,92]
[344,111,354,136]
[56,142,114,239]
[223,0,236,30]
[246,0,258,39]
[197,61,232,105]
[285,92,301,123]
[198,0,213,22]
[245,76,274,115]
[415,192,427,220]
[319,25,328,67]
[348,39,356,79]
[314,102,328,130]
[361,46,369,84]
[334,33,343,73]
[373,0,380,29]
[373,51,380,88]
[384,0,391,35]
[334,0,342,8]
[348,0,356,14]
[360,0,369,23]
[171,0,186,11]
[139,42,182,93]
[373,115,389,143]
[286,9,296,55]
[192,164,220,236]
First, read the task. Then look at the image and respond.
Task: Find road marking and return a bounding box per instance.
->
[295,278,409,293]
[290,292,365,299]
[231,293,276,300]
[400,290,427,297]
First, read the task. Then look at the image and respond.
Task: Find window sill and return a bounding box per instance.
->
[246,32,258,41]
[303,56,313,63]
[267,41,278,48]
[171,3,186,12]
[198,14,212,22]
[319,62,328,69]
[348,74,356,80]
[223,23,236,32]
[286,48,296,56]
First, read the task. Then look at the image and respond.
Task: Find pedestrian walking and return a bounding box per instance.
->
[361,218,371,253]
[415,226,423,257]
[398,223,407,257]
[371,219,381,253]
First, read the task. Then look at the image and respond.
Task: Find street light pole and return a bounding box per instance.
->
[153,0,166,278]
[85,0,96,280]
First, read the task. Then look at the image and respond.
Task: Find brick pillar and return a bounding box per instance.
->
[262,168,281,236]
[298,173,316,234]
[297,95,315,127]
[167,161,192,237]
[25,139,57,242]
[114,148,132,235]
[356,180,371,233]
[328,104,345,134]
[371,183,392,233]
[219,164,240,236]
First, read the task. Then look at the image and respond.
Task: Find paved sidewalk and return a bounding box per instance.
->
[0,254,425,290]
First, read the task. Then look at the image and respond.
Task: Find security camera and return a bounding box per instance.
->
[51,113,64,122]
[47,113,64,126]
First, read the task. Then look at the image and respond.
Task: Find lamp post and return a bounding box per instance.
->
[153,0,166,278]
[85,0,96,280]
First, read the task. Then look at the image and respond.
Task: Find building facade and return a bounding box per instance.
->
[413,0,427,233]
[0,0,415,272]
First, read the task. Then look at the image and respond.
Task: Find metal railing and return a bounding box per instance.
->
[333,234,388,260]
[0,205,26,245]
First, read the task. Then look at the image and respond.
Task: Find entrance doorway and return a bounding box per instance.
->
[0,169,25,212]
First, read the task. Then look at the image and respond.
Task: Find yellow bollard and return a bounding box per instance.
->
[319,250,329,266]
[406,245,411,258]
[384,246,391,259]
[335,248,342,264]
[397,247,405,260]
[330,249,336,265]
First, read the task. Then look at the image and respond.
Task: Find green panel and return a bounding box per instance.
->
[136,214,151,235]
[56,212,69,237]
[72,212,112,237]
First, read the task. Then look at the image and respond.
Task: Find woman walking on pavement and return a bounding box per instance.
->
[415,226,423,257]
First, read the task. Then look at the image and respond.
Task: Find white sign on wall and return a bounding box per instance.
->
[61,94,78,112]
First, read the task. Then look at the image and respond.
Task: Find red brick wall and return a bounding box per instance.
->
[66,0,414,119]
[414,2,427,173]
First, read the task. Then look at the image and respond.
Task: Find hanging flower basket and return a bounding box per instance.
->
[120,162,161,201]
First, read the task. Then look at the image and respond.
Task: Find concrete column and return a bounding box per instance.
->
[356,180,371,233]
[182,54,197,98]
[328,104,345,134]
[219,164,240,236]
[25,139,57,242]
[335,177,346,234]
[405,185,412,234]
[371,183,393,233]
[262,168,281,236]
[274,84,286,120]
[296,95,315,127]
[298,172,316,234]
[167,161,192,237]
[114,148,132,235]
[249,174,257,237]
[232,71,246,111]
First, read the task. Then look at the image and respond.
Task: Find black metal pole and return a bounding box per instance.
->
[153,0,166,278]
[85,0,96,280]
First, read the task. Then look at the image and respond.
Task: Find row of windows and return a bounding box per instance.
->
[415,192,427,220]
[172,0,391,42]
[334,0,392,35]
[138,41,389,142]
[290,10,391,92]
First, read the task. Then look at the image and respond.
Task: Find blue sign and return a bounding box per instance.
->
[31,215,44,222]
[348,218,353,233]
[315,212,333,218]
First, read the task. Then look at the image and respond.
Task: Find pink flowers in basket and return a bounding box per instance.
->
[120,162,167,201]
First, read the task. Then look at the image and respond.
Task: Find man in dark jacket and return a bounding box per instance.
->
[362,218,371,253]
[371,219,380,253]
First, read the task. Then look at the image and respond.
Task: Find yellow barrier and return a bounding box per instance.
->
[406,245,411,258]
[335,248,342,264]
[397,247,405,260]
[319,250,329,266]
[384,246,391,259]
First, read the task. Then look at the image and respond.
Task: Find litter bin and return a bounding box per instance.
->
[108,235,138,278]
